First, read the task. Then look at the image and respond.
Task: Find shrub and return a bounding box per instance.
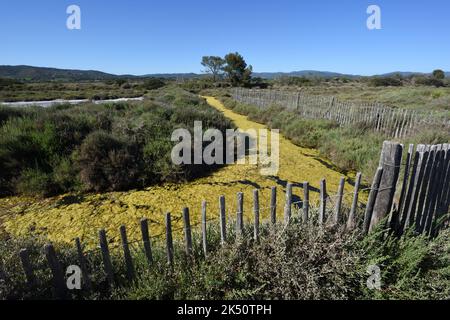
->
[15,168,52,196]
[369,77,403,87]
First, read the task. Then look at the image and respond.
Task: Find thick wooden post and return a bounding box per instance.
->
[364,168,384,234]
[284,183,293,224]
[165,213,174,267]
[270,187,277,225]
[45,244,68,300]
[99,229,114,288]
[219,196,227,244]
[334,177,345,225]
[182,208,193,256]
[140,218,153,266]
[120,225,135,281]
[253,189,260,241]
[319,179,327,224]
[303,182,310,222]
[369,142,403,232]
[347,173,362,230]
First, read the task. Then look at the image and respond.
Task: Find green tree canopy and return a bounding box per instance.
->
[223,52,252,87]
[201,56,225,82]
[432,69,445,80]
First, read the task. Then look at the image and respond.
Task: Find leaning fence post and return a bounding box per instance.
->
[319,179,327,224]
[140,218,153,266]
[165,212,174,268]
[270,187,277,225]
[19,248,37,289]
[253,189,260,241]
[45,243,68,300]
[364,168,384,234]
[236,192,244,239]
[182,208,193,256]
[347,173,362,230]
[334,177,345,225]
[284,183,293,224]
[99,229,115,288]
[369,141,403,233]
[219,196,227,245]
[120,225,135,281]
[75,238,91,291]
[303,182,310,222]
[202,200,208,257]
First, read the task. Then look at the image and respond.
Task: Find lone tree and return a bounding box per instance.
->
[432,69,445,80]
[224,52,252,87]
[201,56,225,82]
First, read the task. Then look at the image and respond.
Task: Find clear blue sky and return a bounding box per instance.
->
[1,0,449,75]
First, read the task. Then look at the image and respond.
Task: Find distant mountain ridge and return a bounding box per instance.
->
[0,65,448,81]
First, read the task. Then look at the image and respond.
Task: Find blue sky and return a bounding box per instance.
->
[0,0,449,75]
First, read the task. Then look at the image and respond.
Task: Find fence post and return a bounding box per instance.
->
[284,183,293,224]
[334,177,345,225]
[364,167,384,234]
[270,187,277,225]
[202,200,208,257]
[44,244,68,300]
[182,208,193,256]
[99,229,115,288]
[236,192,244,239]
[75,238,91,291]
[120,225,135,281]
[140,218,153,266]
[219,195,227,245]
[369,141,403,233]
[19,249,37,289]
[253,189,260,241]
[303,182,310,222]
[165,213,174,268]
[319,179,327,224]
[347,173,362,230]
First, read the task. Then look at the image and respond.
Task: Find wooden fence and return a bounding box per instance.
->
[2,142,449,299]
[232,88,450,139]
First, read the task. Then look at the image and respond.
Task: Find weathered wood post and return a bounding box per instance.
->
[334,177,345,225]
[369,141,403,233]
[165,212,174,268]
[99,229,115,288]
[347,173,362,230]
[45,244,68,300]
[253,189,260,241]
[364,168,384,234]
[219,195,227,244]
[140,218,153,266]
[270,187,277,225]
[19,249,37,289]
[236,192,244,238]
[319,179,327,224]
[119,225,135,281]
[284,183,293,224]
[202,200,208,257]
[182,208,193,256]
[75,238,92,291]
[303,182,310,222]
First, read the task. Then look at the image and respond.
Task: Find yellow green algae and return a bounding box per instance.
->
[0,96,362,248]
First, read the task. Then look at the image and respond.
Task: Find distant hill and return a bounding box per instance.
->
[1,65,448,82]
[0,65,123,81]
[253,70,361,79]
